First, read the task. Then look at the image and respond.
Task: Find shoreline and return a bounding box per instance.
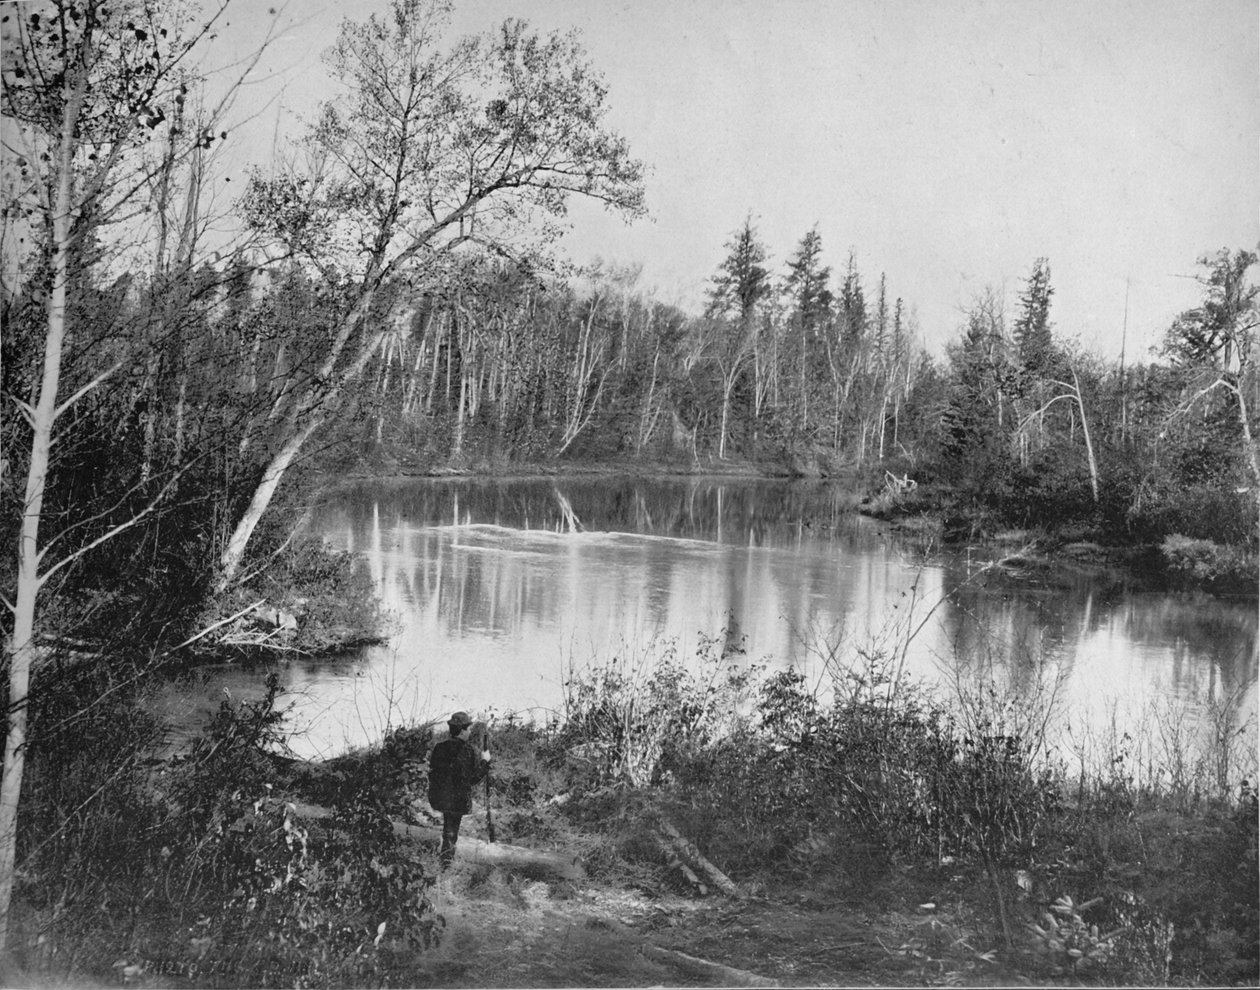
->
[321,460,1258,599]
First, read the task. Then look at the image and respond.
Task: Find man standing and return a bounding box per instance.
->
[427,711,491,868]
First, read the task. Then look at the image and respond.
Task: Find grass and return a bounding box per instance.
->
[7,629,1258,987]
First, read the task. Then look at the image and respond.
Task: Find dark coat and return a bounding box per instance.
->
[428,736,489,815]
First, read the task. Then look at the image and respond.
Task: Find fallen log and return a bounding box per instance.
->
[640,944,779,987]
[288,801,583,881]
[658,819,742,898]
[653,834,708,896]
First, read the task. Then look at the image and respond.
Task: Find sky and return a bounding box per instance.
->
[205,0,1259,359]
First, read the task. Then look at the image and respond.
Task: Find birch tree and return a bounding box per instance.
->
[0,0,238,951]
[223,0,645,589]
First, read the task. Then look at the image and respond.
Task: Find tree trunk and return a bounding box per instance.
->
[719,374,734,459]
[1232,372,1260,490]
[0,55,89,955]
[657,820,742,897]
[215,415,323,592]
[1071,368,1100,503]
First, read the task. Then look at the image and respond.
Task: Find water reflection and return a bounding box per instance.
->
[194,477,1257,764]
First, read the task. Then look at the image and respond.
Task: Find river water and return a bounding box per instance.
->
[178,477,1258,775]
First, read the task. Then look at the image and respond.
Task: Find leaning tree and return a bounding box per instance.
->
[218,0,646,590]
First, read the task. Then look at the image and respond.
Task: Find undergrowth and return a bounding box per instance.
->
[8,628,1257,987]
[12,675,441,988]
[537,631,1259,985]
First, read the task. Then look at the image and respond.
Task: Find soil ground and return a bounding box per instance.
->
[405,855,1029,988]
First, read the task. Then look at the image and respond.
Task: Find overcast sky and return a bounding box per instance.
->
[210,0,1259,358]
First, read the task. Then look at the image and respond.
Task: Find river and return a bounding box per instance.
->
[171,476,1259,779]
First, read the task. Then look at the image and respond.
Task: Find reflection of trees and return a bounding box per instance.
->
[315,478,1257,721]
[313,477,877,548]
[935,555,1258,702]
[325,483,895,665]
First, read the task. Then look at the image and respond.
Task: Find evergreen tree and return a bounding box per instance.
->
[873,273,889,352]
[838,251,867,353]
[704,217,772,457]
[707,215,771,330]
[940,290,1018,482]
[785,226,833,330]
[784,226,833,433]
[1013,257,1054,373]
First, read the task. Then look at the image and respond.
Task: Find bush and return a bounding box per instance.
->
[13,673,443,988]
[1161,534,1257,591]
[550,633,756,789]
[203,535,384,656]
[155,786,441,988]
[1135,484,1257,547]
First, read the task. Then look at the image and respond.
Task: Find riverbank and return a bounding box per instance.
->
[11,654,1257,988]
[337,449,819,483]
[856,478,1258,598]
[322,456,1257,599]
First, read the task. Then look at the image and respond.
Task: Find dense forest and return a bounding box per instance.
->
[1,0,1257,982]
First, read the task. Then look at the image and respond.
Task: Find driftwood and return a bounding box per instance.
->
[288,801,583,881]
[640,944,779,988]
[658,819,742,898]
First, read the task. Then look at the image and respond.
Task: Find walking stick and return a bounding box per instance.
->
[483,729,496,843]
[485,767,496,843]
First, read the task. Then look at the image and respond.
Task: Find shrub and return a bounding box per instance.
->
[1136,484,1256,546]
[202,535,384,656]
[1161,534,1256,591]
[160,786,442,988]
[551,633,756,789]
[14,671,443,988]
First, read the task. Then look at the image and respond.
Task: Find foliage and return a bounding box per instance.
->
[545,629,1257,982]
[242,534,384,653]
[13,673,443,987]
[1163,248,1258,368]
[1013,258,1054,374]
[1025,894,1127,976]
[1161,534,1257,591]
[551,632,756,789]
[168,787,442,988]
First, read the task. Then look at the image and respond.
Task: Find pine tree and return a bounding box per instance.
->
[708,215,771,331]
[785,227,833,330]
[705,217,773,457]
[1013,257,1054,373]
[838,252,866,353]
[784,227,833,432]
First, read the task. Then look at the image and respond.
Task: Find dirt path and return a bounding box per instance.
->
[405,871,1020,988]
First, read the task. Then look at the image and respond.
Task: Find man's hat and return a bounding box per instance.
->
[448,711,473,728]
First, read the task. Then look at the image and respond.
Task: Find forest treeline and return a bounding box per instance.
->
[1,0,1258,962]
[12,213,1250,557]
